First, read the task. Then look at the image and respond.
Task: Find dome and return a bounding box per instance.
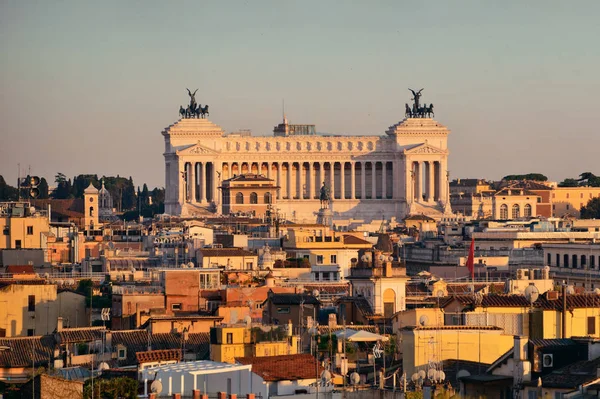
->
[375,233,393,254]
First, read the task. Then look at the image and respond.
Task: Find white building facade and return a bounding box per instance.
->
[163,116,452,223]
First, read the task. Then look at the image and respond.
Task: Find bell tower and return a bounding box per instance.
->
[83,183,99,230]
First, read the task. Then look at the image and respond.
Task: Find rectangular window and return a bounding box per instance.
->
[316,255,324,264]
[27,329,35,336]
[277,307,290,314]
[226,333,233,344]
[171,303,182,311]
[15,240,22,249]
[246,262,253,269]
[118,349,126,359]
[28,295,35,312]
[3,227,9,235]
[330,255,337,264]
[588,317,596,335]
[27,226,33,235]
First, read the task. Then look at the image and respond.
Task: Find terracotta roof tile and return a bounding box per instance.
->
[57,327,105,343]
[267,293,320,306]
[0,335,56,368]
[539,357,600,389]
[5,265,36,274]
[342,235,372,245]
[136,349,182,364]
[236,354,323,382]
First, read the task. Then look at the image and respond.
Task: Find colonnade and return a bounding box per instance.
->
[409,160,445,203]
[181,159,447,206]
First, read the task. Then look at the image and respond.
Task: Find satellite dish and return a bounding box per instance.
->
[98,362,110,371]
[350,372,360,385]
[439,371,446,381]
[418,370,426,379]
[419,315,429,327]
[411,373,419,382]
[524,285,540,304]
[456,370,470,378]
[150,380,163,394]
[435,290,445,298]
[427,369,436,380]
[244,315,252,326]
[594,288,600,295]
[321,370,332,382]
[566,286,575,295]
[388,256,394,262]
[312,289,320,297]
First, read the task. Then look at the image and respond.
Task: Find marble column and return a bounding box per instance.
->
[286,163,291,199]
[309,162,314,199]
[201,163,208,203]
[382,162,387,199]
[350,162,356,200]
[212,162,218,203]
[371,162,377,199]
[190,163,196,203]
[266,162,271,180]
[276,162,281,199]
[318,162,324,195]
[361,162,366,200]
[329,162,335,199]
[340,162,346,200]
[300,162,306,199]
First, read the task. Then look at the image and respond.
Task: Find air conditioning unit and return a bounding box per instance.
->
[542,354,554,367]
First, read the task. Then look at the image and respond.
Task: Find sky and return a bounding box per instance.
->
[1,1,599,190]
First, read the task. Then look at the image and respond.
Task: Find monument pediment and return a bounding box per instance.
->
[403,143,447,155]
[177,142,218,155]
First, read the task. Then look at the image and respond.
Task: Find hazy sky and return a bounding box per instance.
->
[1,1,599,189]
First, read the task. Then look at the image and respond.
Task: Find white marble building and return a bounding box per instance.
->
[162,116,452,224]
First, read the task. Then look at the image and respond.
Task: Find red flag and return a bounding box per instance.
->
[466,237,475,278]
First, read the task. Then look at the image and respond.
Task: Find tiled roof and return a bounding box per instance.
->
[136,349,182,364]
[267,293,320,306]
[441,293,600,311]
[57,327,106,343]
[538,357,600,389]
[301,284,349,296]
[528,338,577,348]
[225,174,273,182]
[111,330,210,366]
[236,354,323,382]
[199,248,256,257]
[406,283,429,295]
[0,335,56,368]
[404,214,436,222]
[342,235,372,246]
[5,265,36,274]
[31,199,84,219]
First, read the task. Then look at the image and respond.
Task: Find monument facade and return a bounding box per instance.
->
[163,89,452,224]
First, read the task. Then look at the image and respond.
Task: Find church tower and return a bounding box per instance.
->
[83,183,99,230]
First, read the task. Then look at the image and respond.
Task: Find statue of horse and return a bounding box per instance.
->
[405,103,412,118]
[200,105,209,119]
[428,103,434,118]
[179,105,186,119]
[194,104,202,119]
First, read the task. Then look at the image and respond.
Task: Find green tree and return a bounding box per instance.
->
[558,178,579,187]
[503,173,548,181]
[579,172,600,187]
[0,175,18,201]
[121,177,136,210]
[72,174,99,198]
[581,198,600,219]
[37,177,49,199]
[53,173,72,199]
[83,377,138,399]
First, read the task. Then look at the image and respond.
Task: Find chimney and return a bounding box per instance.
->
[514,335,528,361]
[57,317,64,332]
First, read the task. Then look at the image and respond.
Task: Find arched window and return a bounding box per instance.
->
[572,254,578,269]
[556,253,560,267]
[250,192,258,204]
[591,255,596,269]
[89,207,94,217]
[235,193,244,204]
[524,204,532,218]
[512,204,520,219]
[499,204,508,219]
[264,192,272,204]
[564,254,569,268]
[582,255,587,268]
